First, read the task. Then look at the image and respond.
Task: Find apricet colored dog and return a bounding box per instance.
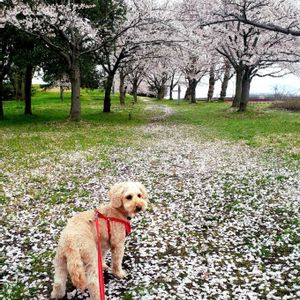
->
[51,182,148,300]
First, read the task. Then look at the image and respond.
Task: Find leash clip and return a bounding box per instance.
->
[94,211,100,219]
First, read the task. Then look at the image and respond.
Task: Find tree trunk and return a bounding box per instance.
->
[169,86,173,100]
[169,74,175,100]
[119,70,126,105]
[69,62,81,121]
[157,85,165,100]
[207,66,215,102]
[184,82,191,100]
[184,85,191,100]
[0,79,3,120]
[132,78,138,103]
[239,67,251,112]
[60,86,64,102]
[103,74,114,112]
[190,78,197,104]
[219,61,231,101]
[24,64,33,115]
[232,69,243,107]
[21,77,25,101]
[14,71,23,100]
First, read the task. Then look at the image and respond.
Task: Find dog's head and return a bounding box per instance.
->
[108,182,148,216]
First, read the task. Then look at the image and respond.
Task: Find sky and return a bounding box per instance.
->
[171,73,300,99]
[250,73,300,95]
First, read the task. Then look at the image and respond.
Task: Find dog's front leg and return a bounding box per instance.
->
[111,244,127,279]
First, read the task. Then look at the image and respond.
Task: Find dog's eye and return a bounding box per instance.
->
[138,194,142,198]
[126,195,132,200]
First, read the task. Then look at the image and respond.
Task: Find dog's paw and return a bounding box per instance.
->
[112,269,128,279]
[102,263,109,272]
[51,283,65,299]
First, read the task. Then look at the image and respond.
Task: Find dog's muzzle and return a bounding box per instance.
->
[136,206,142,212]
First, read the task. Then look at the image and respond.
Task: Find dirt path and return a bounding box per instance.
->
[141,97,175,121]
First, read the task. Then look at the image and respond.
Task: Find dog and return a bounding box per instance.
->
[51,182,148,300]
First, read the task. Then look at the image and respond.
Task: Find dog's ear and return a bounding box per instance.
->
[137,182,149,201]
[108,183,126,208]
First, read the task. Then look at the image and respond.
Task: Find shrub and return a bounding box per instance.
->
[31,85,38,96]
[1,83,15,100]
[271,99,300,111]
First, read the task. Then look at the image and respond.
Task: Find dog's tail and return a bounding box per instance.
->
[65,240,86,290]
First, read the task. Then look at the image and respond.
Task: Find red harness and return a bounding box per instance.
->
[94,210,132,300]
[95,210,132,238]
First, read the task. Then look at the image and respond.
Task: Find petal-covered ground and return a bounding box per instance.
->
[1,109,300,299]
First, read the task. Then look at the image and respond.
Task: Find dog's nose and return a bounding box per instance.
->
[136,206,142,212]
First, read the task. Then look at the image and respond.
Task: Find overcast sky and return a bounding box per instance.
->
[181,73,300,99]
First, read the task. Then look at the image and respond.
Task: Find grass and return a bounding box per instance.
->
[3,88,151,123]
[1,283,37,300]
[1,91,300,299]
[1,90,299,163]
[160,99,300,159]
[0,87,155,164]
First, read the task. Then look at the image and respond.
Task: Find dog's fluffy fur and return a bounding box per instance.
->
[51,182,148,300]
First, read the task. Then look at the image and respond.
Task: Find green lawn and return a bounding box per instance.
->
[162,100,300,159]
[0,88,155,163]
[1,89,299,162]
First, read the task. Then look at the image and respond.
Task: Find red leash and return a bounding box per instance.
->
[95,212,106,300]
[94,210,132,300]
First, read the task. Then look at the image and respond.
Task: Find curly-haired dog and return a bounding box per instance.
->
[51,182,148,300]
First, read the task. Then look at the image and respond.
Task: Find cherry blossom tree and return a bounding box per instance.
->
[0,23,48,118]
[183,52,212,103]
[3,0,127,120]
[174,6,217,103]
[220,0,300,37]
[217,22,296,110]
[219,59,234,101]
[219,0,300,96]
[0,26,16,120]
[98,0,174,111]
[207,60,225,102]
[179,0,299,110]
[118,58,148,104]
[168,68,182,100]
[124,44,182,102]
[176,0,299,110]
[146,57,172,99]
[126,59,149,102]
[212,3,298,110]
[144,42,184,100]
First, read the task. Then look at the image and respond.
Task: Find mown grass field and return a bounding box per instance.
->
[1,88,300,300]
[1,88,154,158]
[2,89,299,161]
[163,99,300,159]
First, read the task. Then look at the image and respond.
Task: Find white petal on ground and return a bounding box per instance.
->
[1,119,300,299]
